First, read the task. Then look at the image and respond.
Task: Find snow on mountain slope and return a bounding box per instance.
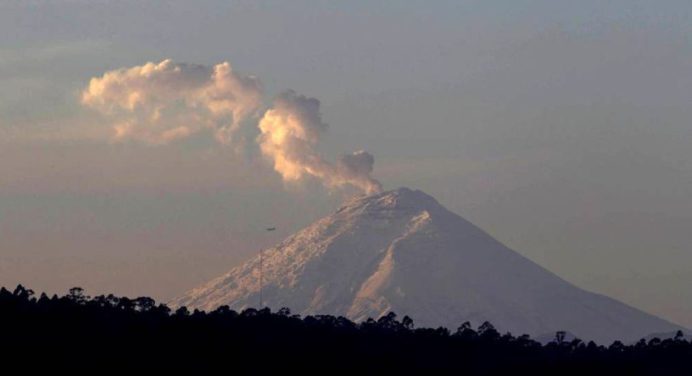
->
[171,187,683,343]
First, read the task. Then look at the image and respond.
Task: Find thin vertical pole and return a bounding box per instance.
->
[259,248,263,308]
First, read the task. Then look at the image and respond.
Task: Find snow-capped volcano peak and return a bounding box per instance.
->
[171,187,683,343]
[340,187,439,212]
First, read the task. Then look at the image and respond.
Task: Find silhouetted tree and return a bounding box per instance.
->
[674,330,685,341]
[134,297,156,312]
[478,321,500,340]
[0,284,689,374]
[13,284,34,300]
[67,287,87,303]
[402,315,414,330]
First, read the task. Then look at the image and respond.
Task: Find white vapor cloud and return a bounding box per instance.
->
[82,60,382,194]
[81,59,262,144]
[258,90,382,194]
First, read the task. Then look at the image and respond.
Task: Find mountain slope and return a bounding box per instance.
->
[171,187,683,343]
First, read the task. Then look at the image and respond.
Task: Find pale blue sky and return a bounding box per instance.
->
[1,1,691,327]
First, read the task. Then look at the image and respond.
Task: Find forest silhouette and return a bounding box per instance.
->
[1,284,689,374]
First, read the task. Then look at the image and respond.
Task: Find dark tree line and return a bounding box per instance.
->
[1,285,689,374]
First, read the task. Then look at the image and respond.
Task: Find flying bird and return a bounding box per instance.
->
[266,227,276,232]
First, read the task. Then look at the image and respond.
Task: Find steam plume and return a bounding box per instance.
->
[258,91,381,194]
[81,59,262,144]
[82,60,382,194]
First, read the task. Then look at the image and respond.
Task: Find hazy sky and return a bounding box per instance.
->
[1,1,691,327]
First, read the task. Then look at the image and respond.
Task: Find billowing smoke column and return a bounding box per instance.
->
[258,90,382,194]
[81,59,262,144]
[82,59,382,194]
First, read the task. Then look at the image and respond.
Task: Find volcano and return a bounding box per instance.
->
[171,187,682,343]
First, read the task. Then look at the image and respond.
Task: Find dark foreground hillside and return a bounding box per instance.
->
[1,285,689,374]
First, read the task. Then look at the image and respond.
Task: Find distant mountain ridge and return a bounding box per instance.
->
[171,187,684,343]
